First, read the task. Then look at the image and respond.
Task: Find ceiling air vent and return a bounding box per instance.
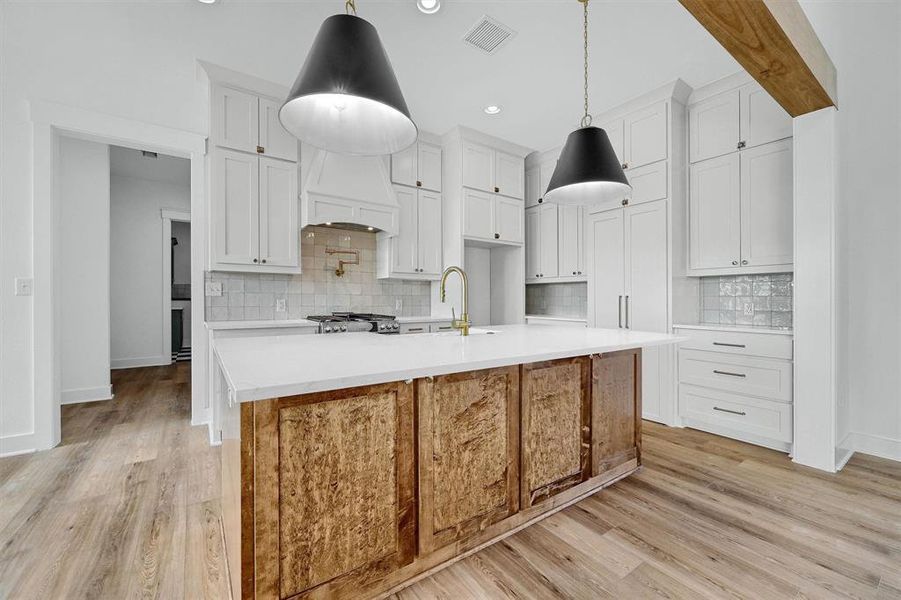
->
[463,16,515,55]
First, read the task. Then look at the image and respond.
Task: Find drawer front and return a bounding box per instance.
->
[674,327,792,359]
[429,322,454,333]
[400,322,429,334]
[680,384,792,443]
[679,349,792,402]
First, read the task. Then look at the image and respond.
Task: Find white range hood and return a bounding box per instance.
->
[301,149,400,235]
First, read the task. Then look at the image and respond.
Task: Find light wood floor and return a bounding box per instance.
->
[1,364,899,599]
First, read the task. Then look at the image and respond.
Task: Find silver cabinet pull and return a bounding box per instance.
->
[618,295,623,328]
[741,259,749,265]
[408,327,424,332]
[625,295,630,329]
[713,369,746,378]
[714,406,746,416]
[713,342,746,348]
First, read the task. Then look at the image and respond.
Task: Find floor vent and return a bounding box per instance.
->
[463,15,515,54]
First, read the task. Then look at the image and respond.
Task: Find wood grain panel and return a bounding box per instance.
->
[520,357,591,508]
[418,367,520,554]
[592,349,642,476]
[678,0,836,117]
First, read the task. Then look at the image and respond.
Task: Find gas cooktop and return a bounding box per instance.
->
[306,312,400,334]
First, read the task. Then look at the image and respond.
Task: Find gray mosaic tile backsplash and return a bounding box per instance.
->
[205,226,431,321]
[700,273,793,329]
[526,282,587,319]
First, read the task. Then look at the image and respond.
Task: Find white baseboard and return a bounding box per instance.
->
[61,385,113,405]
[111,355,171,369]
[0,431,37,457]
[848,431,901,463]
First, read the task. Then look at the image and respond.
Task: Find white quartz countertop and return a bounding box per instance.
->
[205,319,319,331]
[673,323,793,336]
[214,324,684,403]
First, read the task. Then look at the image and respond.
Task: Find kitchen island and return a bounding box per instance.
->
[216,325,682,599]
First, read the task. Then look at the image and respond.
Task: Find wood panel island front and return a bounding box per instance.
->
[215,325,681,599]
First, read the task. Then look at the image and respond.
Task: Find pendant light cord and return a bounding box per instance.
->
[580,0,592,128]
[346,0,356,15]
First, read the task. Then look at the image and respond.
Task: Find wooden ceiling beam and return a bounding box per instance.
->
[679,0,837,117]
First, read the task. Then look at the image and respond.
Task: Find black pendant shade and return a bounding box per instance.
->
[279,14,418,156]
[544,126,631,206]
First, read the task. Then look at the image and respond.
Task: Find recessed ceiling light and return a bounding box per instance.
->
[484,105,501,115]
[197,0,216,3]
[417,0,440,14]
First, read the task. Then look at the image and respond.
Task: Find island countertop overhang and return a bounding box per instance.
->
[213,324,684,403]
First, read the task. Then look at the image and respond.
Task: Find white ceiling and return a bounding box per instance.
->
[196,0,741,151]
[110,146,191,186]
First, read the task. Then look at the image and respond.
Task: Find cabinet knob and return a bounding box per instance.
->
[572,271,577,275]
[256,145,265,154]
[741,259,748,265]
[416,180,422,187]
[732,260,738,265]
[494,233,500,239]
[253,258,259,263]
[622,162,629,169]
[538,198,543,204]
[737,141,746,150]
[261,259,267,264]
[578,271,582,275]
[494,186,500,193]
[621,198,629,206]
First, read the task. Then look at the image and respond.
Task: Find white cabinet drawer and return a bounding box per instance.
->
[679,349,792,402]
[674,327,792,359]
[429,322,454,333]
[680,384,792,444]
[400,322,430,334]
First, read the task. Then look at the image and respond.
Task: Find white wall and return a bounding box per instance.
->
[59,137,112,405]
[800,1,901,462]
[172,221,191,285]
[110,173,190,368]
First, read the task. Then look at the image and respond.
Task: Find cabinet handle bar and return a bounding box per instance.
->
[713,406,746,416]
[713,369,746,378]
[713,342,746,348]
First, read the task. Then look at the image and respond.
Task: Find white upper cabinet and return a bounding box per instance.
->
[391,141,442,192]
[258,97,298,162]
[689,153,742,271]
[525,167,540,208]
[624,101,668,170]
[258,157,299,267]
[626,160,667,206]
[689,90,740,163]
[462,141,493,192]
[390,185,419,275]
[378,187,443,279]
[212,148,261,267]
[538,204,559,279]
[557,205,584,278]
[739,84,792,150]
[525,208,541,280]
[213,86,259,155]
[494,150,524,199]
[417,190,443,275]
[740,139,793,268]
[599,117,625,165]
[495,196,523,243]
[538,157,557,202]
[463,188,494,241]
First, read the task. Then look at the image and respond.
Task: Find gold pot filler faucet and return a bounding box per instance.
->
[439,265,470,336]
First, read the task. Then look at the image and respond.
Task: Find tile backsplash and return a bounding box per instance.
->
[205,226,431,321]
[525,282,587,319]
[700,273,793,329]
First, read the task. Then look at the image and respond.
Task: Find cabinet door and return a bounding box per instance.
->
[689,90,740,163]
[521,358,591,508]
[417,190,443,275]
[258,97,298,162]
[525,207,541,281]
[626,160,667,206]
[212,86,259,154]
[247,382,415,599]
[624,101,667,169]
[417,367,520,553]
[624,199,667,333]
[462,141,493,192]
[591,349,641,476]
[525,167,541,208]
[689,153,741,271]
[463,188,494,240]
[739,83,792,150]
[212,148,259,266]
[392,185,419,275]
[587,208,625,328]
[599,117,625,166]
[259,157,299,268]
[558,205,583,276]
[494,150,524,199]
[391,144,417,188]
[418,142,443,192]
[538,203,558,278]
[495,196,524,244]
[740,139,793,268]
[539,157,557,203]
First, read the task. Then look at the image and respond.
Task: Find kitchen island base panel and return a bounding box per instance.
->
[221,351,643,600]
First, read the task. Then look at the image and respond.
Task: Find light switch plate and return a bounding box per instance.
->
[743,302,754,316]
[395,298,403,311]
[205,282,223,297]
[15,278,33,296]
[276,298,286,312]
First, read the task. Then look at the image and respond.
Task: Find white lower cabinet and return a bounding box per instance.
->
[397,321,453,334]
[377,186,442,279]
[675,326,793,452]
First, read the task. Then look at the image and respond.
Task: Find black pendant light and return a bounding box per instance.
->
[279,0,417,156]
[544,0,630,206]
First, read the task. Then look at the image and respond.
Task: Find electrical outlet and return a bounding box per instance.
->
[743,302,754,316]
[15,278,33,297]
[205,281,222,297]
[276,298,286,312]
[395,298,403,311]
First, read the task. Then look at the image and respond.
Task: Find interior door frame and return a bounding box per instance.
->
[162,210,192,365]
